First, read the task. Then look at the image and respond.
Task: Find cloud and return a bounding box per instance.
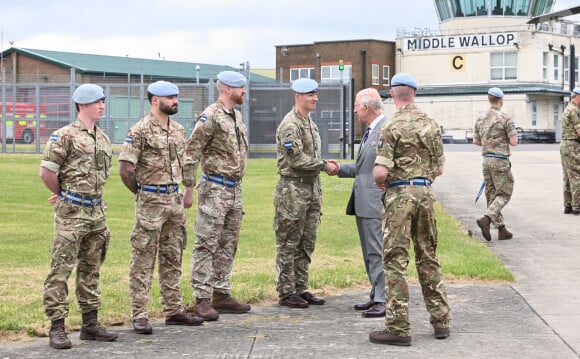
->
[2,0,579,69]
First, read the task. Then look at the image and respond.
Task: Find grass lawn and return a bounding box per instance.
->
[0,154,512,339]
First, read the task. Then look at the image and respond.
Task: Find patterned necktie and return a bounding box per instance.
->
[361,127,371,145]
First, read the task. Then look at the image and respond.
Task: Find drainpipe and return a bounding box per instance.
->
[360,49,366,89]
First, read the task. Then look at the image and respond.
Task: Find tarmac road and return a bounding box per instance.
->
[1,143,578,359]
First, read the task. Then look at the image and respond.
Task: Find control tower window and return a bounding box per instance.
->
[433,0,553,21]
[531,0,554,17]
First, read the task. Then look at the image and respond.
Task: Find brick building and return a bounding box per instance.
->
[276,39,395,92]
[275,39,395,138]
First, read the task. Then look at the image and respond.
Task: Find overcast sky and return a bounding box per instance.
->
[1,0,579,69]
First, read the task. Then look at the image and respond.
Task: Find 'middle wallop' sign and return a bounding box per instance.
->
[404,32,518,51]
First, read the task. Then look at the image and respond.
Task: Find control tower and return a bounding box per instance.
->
[390,0,579,142]
[433,0,555,31]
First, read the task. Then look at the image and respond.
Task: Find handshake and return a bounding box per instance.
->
[324,159,340,176]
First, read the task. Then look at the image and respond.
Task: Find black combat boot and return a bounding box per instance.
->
[79,311,118,342]
[49,319,71,349]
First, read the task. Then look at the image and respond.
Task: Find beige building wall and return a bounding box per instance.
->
[391,17,579,140]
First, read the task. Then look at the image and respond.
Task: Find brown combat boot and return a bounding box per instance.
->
[369,329,412,346]
[212,292,251,314]
[165,310,204,326]
[49,319,71,349]
[194,298,219,321]
[79,311,118,342]
[498,225,513,240]
[476,215,492,241]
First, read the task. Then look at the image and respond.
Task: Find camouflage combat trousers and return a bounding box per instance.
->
[129,191,187,320]
[273,178,321,299]
[191,180,243,298]
[43,200,110,321]
[482,157,514,227]
[560,140,580,209]
[382,186,450,336]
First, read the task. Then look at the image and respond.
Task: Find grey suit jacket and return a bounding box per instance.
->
[338,115,387,219]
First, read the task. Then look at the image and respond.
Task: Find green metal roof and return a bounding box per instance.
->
[379,84,571,98]
[3,47,273,83]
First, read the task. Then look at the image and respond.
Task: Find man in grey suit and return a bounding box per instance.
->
[327,88,387,317]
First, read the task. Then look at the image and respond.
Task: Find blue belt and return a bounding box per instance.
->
[59,190,102,207]
[201,173,240,188]
[139,184,179,194]
[388,178,432,188]
[484,154,509,160]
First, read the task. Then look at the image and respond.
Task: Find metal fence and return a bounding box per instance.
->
[1,75,354,159]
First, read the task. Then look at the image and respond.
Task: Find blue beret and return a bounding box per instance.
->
[291,78,318,93]
[72,84,105,104]
[488,87,504,98]
[572,87,580,95]
[391,73,418,90]
[148,81,179,96]
[217,71,247,87]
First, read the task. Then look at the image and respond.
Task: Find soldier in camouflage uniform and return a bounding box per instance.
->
[273,78,335,309]
[560,87,580,215]
[119,81,203,335]
[183,71,251,321]
[39,84,118,349]
[473,87,518,241]
[369,73,450,346]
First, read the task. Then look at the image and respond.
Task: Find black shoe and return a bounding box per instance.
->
[354,300,375,311]
[362,303,385,318]
[299,291,325,305]
[369,329,411,346]
[572,208,580,215]
[564,206,572,214]
[279,294,309,308]
[133,318,153,335]
[165,311,204,326]
[434,327,450,339]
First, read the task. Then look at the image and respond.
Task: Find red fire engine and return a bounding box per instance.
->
[0,102,47,144]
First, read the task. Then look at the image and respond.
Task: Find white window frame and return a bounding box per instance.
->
[490,52,517,81]
[382,65,390,86]
[320,65,352,84]
[320,110,339,119]
[574,57,580,85]
[371,64,379,85]
[564,55,570,82]
[553,102,560,127]
[554,54,559,81]
[542,52,548,80]
[531,100,537,128]
[290,67,315,81]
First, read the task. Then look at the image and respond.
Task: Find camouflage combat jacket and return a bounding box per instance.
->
[473,107,517,157]
[562,101,580,140]
[41,119,112,196]
[276,107,323,178]
[375,103,444,183]
[118,113,187,185]
[183,100,248,186]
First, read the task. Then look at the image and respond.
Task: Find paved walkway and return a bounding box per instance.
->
[1,144,578,359]
[435,143,580,358]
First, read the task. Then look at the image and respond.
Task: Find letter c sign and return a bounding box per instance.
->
[451,55,465,72]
